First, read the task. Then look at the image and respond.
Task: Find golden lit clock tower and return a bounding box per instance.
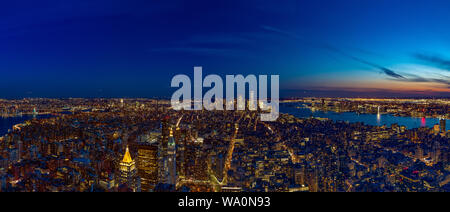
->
[119,146,137,190]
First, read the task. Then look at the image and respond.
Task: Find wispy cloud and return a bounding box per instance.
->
[149,47,246,57]
[282,87,448,98]
[260,25,406,79]
[413,53,450,70]
[148,33,259,58]
[260,25,301,39]
[340,52,406,79]
[397,73,450,88]
[260,25,450,88]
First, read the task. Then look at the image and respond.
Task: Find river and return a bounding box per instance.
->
[0,114,53,136]
[280,103,448,129]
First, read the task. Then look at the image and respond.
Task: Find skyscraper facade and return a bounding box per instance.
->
[137,143,159,191]
[119,147,137,191]
[167,128,177,185]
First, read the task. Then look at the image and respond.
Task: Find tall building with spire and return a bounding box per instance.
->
[167,127,177,185]
[158,118,170,184]
[119,146,137,190]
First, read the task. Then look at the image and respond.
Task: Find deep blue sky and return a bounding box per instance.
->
[1,0,450,98]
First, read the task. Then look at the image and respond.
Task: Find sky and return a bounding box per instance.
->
[1,0,450,98]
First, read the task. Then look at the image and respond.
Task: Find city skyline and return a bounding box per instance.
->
[1,0,450,98]
[0,97,448,193]
[1,0,449,197]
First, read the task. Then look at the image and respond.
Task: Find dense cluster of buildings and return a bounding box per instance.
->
[294,98,450,119]
[0,98,448,192]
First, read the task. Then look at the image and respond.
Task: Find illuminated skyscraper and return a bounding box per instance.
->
[161,116,170,148]
[167,128,177,185]
[137,143,159,191]
[159,117,170,184]
[119,146,137,190]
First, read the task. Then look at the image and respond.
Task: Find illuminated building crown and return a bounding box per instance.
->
[122,146,133,163]
[168,127,175,146]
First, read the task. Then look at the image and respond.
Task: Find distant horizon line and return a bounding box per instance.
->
[0,96,449,100]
